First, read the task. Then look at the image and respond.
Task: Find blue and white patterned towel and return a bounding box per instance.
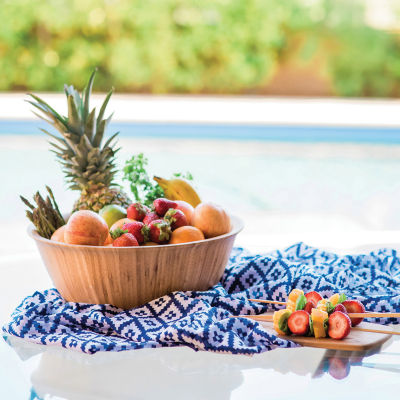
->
[3,243,400,354]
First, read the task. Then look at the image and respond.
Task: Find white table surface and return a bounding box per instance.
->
[1,244,400,400]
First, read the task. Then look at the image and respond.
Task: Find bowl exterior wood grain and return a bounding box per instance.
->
[29,216,243,309]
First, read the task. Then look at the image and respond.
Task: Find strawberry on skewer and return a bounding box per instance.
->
[288,311,310,335]
[342,300,365,326]
[328,311,352,339]
[305,291,323,305]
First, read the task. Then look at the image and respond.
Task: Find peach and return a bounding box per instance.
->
[192,202,231,238]
[174,200,194,225]
[51,225,66,243]
[64,210,108,246]
[169,226,205,244]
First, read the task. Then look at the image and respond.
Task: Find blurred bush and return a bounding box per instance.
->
[0,0,399,96]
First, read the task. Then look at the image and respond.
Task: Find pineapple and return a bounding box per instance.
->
[27,70,131,212]
[311,308,328,338]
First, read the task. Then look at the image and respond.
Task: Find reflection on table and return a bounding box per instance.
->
[4,333,400,400]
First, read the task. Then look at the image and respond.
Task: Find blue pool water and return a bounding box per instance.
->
[2,119,400,144]
[2,119,400,235]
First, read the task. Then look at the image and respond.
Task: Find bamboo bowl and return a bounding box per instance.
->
[28,216,243,309]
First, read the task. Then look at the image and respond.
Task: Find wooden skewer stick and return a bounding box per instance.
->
[353,326,400,336]
[249,299,286,305]
[348,312,400,318]
[232,315,273,321]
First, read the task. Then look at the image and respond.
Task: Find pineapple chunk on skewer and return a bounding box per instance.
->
[328,293,340,306]
[286,289,304,313]
[316,299,328,312]
[311,308,328,338]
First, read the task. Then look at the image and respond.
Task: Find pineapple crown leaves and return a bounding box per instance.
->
[26,69,120,191]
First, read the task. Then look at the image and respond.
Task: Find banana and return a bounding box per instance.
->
[153,176,201,207]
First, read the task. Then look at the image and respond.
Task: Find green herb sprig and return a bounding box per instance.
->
[123,153,164,206]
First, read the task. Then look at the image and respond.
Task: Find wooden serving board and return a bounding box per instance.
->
[259,313,392,351]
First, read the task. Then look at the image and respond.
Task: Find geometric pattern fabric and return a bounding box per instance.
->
[3,243,400,354]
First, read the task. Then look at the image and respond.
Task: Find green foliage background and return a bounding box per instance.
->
[1,0,400,96]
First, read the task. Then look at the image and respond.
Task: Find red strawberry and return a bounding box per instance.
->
[148,219,172,244]
[287,310,310,335]
[143,212,159,226]
[164,208,188,230]
[333,304,347,314]
[305,291,323,305]
[122,221,149,244]
[127,203,149,221]
[153,198,178,217]
[328,311,351,339]
[303,301,316,314]
[342,300,365,326]
[112,233,139,247]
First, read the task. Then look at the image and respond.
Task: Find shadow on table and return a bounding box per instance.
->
[3,335,399,400]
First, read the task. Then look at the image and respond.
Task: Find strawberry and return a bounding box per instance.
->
[164,208,188,230]
[287,310,310,335]
[328,311,351,339]
[143,211,159,226]
[112,233,139,247]
[303,301,316,314]
[305,291,323,305]
[127,203,149,221]
[122,221,149,244]
[153,198,178,217]
[333,304,347,314]
[342,300,365,326]
[148,219,172,244]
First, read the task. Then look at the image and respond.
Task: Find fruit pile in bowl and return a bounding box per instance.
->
[22,71,243,309]
[53,198,232,248]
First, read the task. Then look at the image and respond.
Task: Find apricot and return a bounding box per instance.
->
[169,226,205,244]
[143,241,159,246]
[103,232,113,245]
[64,210,109,246]
[192,202,231,238]
[174,200,194,225]
[110,218,135,233]
[51,225,66,243]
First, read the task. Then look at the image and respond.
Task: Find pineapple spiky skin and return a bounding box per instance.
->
[27,69,132,213]
[73,185,131,213]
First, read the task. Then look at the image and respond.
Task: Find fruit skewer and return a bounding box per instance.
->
[249,299,400,318]
[244,289,400,340]
[232,315,400,336]
[249,289,366,325]
[235,313,400,322]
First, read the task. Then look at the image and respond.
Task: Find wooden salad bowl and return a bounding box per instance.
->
[28,216,243,309]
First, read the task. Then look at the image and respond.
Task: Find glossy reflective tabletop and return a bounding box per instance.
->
[1,247,400,400]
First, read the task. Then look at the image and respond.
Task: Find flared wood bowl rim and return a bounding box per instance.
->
[28,214,244,251]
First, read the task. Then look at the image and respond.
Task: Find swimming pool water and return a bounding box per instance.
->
[2,120,400,144]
